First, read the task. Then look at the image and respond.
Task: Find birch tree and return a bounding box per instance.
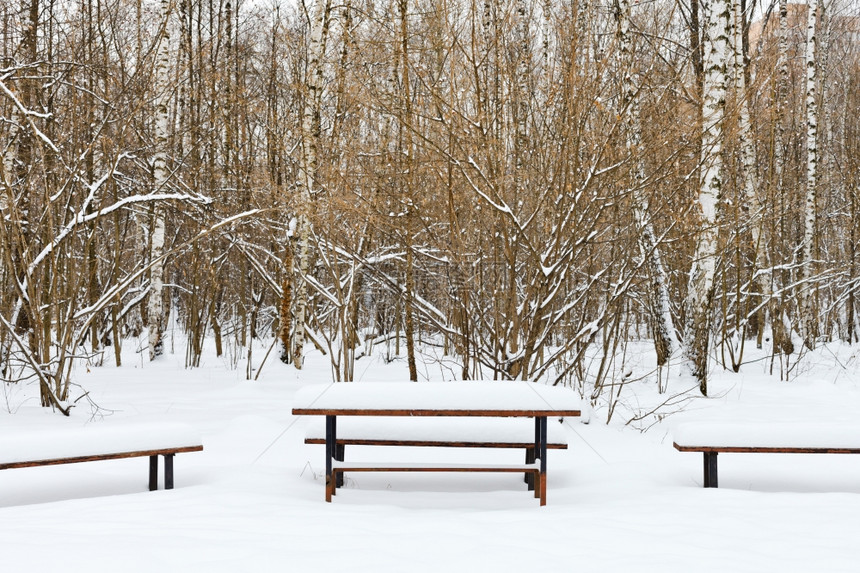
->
[731,0,785,355]
[147,0,173,361]
[293,0,331,369]
[396,0,419,382]
[615,0,678,383]
[800,0,819,349]
[683,0,730,395]
[768,0,795,359]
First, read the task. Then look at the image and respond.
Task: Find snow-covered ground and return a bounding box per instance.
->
[2,339,860,572]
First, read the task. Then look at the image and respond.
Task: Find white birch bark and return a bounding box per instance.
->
[732,0,767,340]
[293,0,330,368]
[0,98,16,372]
[576,0,593,69]
[774,0,788,184]
[147,0,172,361]
[732,0,789,356]
[821,6,835,210]
[542,0,552,71]
[683,0,730,395]
[732,0,758,246]
[616,0,677,380]
[515,0,529,182]
[1,112,16,197]
[396,0,418,381]
[801,0,818,349]
[765,0,795,356]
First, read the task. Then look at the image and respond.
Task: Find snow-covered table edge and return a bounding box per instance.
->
[292,381,582,416]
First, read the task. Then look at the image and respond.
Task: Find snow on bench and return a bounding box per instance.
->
[293,381,581,504]
[304,417,569,488]
[673,422,860,488]
[0,422,203,491]
[292,380,583,416]
[303,416,569,448]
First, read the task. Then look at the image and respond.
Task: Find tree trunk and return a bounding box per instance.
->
[398,0,418,382]
[147,0,173,361]
[683,0,730,396]
[280,242,293,363]
[294,0,331,369]
[767,0,795,358]
[800,0,819,350]
[732,0,768,349]
[616,0,677,379]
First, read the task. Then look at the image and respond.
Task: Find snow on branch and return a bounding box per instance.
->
[0,76,58,152]
[27,160,211,278]
[73,208,267,328]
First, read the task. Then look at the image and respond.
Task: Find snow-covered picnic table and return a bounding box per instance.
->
[292,381,582,505]
[0,422,203,492]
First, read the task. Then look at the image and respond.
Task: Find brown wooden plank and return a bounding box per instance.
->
[332,466,540,473]
[304,438,568,449]
[0,445,203,471]
[293,408,581,417]
[673,442,860,454]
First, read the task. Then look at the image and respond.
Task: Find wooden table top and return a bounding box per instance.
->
[292,381,582,418]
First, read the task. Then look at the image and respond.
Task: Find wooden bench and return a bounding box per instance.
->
[673,422,860,488]
[0,422,203,491]
[304,417,569,488]
[292,381,582,505]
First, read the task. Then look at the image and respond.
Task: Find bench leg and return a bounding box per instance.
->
[149,455,158,491]
[533,416,548,504]
[335,444,345,488]
[703,452,718,488]
[539,416,548,506]
[325,415,336,502]
[533,417,541,499]
[525,447,535,490]
[164,454,175,490]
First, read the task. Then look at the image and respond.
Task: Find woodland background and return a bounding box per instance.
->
[1,0,858,414]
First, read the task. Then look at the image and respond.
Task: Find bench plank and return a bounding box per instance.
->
[306,438,567,449]
[672,422,860,451]
[304,416,568,492]
[0,422,203,492]
[0,422,202,465]
[674,444,860,455]
[303,416,569,447]
[333,462,537,471]
[0,445,203,470]
[673,422,860,488]
[328,464,543,501]
[294,408,580,417]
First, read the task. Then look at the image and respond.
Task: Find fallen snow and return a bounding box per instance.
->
[303,416,570,444]
[293,381,583,413]
[674,421,860,449]
[0,340,859,572]
[0,422,202,465]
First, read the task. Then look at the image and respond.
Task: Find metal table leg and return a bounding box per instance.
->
[164,454,175,489]
[539,416,548,506]
[149,455,158,491]
[703,452,718,488]
[325,415,336,501]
